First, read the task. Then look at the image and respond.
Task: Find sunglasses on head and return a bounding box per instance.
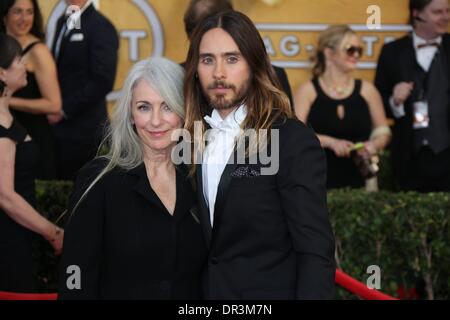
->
[345,45,363,57]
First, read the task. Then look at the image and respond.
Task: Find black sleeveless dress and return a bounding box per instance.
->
[0,119,39,292]
[13,41,57,180]
[308,78,372,189]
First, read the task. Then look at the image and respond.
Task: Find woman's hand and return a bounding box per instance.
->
[364,141,378,156]
[328,138,354,158]
[47,225,64,256]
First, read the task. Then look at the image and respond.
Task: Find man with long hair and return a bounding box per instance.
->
[183,10,335,299]
[183,0,294,107]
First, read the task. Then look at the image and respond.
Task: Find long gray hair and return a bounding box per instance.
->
[70,57,185,215]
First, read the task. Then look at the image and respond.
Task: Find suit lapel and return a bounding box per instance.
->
[210,152,238,245]
[57,29,71,61]
[400,35,417,81]
[442,34,450,76]
[196,163,212,248]
[52,17,65,58]
[442,35,450,127]
[129,164,168,213]
[197,110,241,246]
[197,149,239,248]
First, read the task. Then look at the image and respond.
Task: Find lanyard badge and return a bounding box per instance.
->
[413,100,430,129]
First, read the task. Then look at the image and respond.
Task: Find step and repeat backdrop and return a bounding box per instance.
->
[37,0,411,104]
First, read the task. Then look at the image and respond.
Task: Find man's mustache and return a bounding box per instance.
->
[207,81,236,90]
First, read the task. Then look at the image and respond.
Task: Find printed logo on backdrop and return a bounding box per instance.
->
[46,0,164,102]
[257,22,411,70]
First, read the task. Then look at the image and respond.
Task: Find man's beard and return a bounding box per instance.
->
[205,79,249,111]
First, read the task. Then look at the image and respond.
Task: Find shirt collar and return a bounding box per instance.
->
[67,0,93,15]
[413,31,442,49]
[206,104,247,130]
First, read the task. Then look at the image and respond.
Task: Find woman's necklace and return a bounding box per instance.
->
[320,76,354,120]
[321,76,353,99]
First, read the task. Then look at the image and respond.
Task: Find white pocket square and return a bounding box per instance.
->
[70,33,84,42]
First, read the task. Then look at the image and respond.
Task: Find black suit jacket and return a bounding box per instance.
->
[197,118,336,299]
[58,159,207,300]
[51,4,119,141]
[375,33,450,180]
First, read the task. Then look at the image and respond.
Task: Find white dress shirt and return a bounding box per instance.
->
[389,32,442,118]
[202,105,247,226]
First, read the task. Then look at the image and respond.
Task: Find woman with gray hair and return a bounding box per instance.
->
[58,57,207,300]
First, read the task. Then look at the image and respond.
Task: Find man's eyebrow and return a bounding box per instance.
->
[199,51,242,58]
[223,51,241,57]
[199,53,214,58]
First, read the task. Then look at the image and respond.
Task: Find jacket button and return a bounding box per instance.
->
[210,257,219,265]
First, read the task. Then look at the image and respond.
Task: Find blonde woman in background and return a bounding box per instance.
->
[294,25,391,189]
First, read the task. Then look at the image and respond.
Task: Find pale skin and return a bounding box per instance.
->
[131,80,183,215]
[0,57,63,255]
[294,34,391,158]
[197,28,251,120]
[4,0,62,116]
[393,0,450,107]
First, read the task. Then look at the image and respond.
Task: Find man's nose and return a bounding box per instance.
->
[213,60,226,80]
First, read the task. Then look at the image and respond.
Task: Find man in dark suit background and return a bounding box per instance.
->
[183,10,335,299]
[49,0,119,180]
[375,0,450,192]
[183,0,294,108]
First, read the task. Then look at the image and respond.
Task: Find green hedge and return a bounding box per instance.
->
[33,180,73,293]
[329,189,450,300]
[32,180,450,299]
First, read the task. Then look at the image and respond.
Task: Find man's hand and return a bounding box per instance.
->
[393,82,414,106]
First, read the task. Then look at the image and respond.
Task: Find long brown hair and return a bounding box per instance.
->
[184,10,292,173]
[0,0,45,40]
[183,0,233,39]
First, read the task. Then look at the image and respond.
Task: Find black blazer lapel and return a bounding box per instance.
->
[210,155,238,245]
[196,163,212,248]
[398,35,419,123]
[52,17,65,57]
[443,34,450,127]
[442,34,450,78]
[400,35,417,82]
[129,164,167,212]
